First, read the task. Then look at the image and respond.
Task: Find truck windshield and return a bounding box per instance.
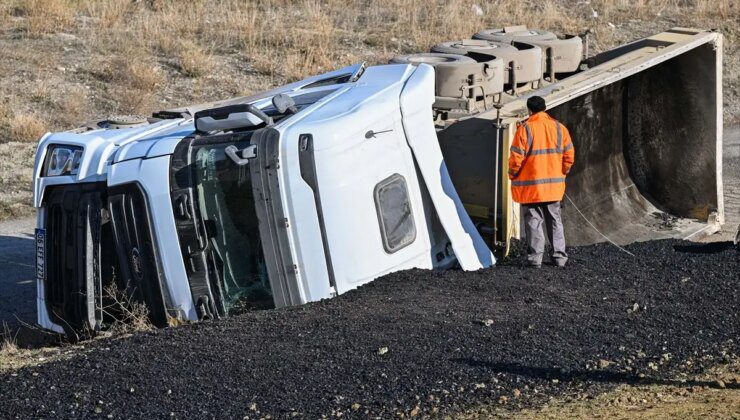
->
[194,141,272,313]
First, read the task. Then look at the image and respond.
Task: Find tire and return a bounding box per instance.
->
[525,36,583,74]
[390,53,503,102]
[389,53,475,65]
[473,27,557,43]
[431,39,518,57]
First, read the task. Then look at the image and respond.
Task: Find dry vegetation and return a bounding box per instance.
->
[102,283,153,335]
[0,0,737,219]
[479,359,740,419]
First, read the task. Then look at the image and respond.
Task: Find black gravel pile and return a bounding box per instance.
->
[1,240,737,418]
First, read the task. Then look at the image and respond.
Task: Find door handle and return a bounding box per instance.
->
[225,145,257,166]
[365,129,394,139]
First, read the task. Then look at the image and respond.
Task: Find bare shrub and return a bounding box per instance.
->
[93,57,162,114]
[176,41,213,78]
[29,78,53,106]
[0,322,18,357]
[14,0,76,37]
[84,0,135,29]
[102,283,153,334]
[8,113,47,143]
[57,87,88,126]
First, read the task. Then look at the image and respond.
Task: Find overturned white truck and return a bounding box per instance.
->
[33,28,724,337]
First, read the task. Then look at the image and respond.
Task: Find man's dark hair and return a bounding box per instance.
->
[526,96,546,113]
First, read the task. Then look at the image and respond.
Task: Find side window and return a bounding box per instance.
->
[374,174,416,253]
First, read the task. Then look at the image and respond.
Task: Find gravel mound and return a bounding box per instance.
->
[1,240,737,418]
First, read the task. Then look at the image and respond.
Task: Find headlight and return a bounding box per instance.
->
[43,145,83,177]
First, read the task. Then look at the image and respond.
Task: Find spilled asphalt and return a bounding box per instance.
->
[0,239,737,418]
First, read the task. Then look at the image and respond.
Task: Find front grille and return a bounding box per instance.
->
[108,183,169,327]
[43,183,108,337]
[43,182,168,338]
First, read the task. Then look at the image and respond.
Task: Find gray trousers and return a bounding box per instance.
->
[523,202,568,266]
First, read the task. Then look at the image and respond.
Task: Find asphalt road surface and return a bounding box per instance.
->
[0,216,36,330]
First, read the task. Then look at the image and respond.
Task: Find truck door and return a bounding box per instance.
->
[293,74,436,294]
[170,130,274,319]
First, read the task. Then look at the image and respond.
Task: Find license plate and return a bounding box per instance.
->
[35,228,46,282]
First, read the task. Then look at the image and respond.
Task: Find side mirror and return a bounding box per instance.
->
[272,94,298,114]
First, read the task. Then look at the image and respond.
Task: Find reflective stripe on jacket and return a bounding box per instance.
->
[508,112,575,204]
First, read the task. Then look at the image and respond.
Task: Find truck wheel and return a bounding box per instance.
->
[473,27,557,43]
[431,40,542,86]
[431,39,518,57]
[389,53,476,65]
[390,53,504,106]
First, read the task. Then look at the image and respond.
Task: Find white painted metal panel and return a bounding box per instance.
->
[107,156,197,321]
[399,64,495,269]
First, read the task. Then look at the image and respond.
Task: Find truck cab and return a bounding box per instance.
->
[33,63,493,337]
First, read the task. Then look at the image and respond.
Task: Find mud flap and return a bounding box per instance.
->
[399,64,495,269]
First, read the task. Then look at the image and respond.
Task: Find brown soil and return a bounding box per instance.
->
[0,0,738,220]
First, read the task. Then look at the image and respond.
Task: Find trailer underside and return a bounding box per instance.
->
[439,28,723,250]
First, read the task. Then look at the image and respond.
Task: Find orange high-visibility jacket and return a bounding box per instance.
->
[508,112,575,204]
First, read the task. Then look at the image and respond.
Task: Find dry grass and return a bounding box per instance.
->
[57,87,88,126]
[459,357,740,419]
[103,283,153,334]
[1,322,18,357]
[3,0,736,82]
[175,40,213,78]
[8,0,76,37]
[7,113,47,143]
[0,0,737,221]
[88,56,163,114]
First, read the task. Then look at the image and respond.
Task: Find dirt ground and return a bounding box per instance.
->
[0,0,738,219]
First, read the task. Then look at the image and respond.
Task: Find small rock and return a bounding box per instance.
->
[249,403,258,411]
[410,406,420,417]
[513,389,521,398]
[351,403,360,411]
[474,383,486,389]
[598,359,611,369]
[377,347,388,355]
[498,395,508,404]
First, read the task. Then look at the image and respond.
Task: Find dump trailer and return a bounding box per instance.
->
[31,28,723,338]
[408,27,724,251]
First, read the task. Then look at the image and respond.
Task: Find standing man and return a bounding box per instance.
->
[508,96,575,268]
